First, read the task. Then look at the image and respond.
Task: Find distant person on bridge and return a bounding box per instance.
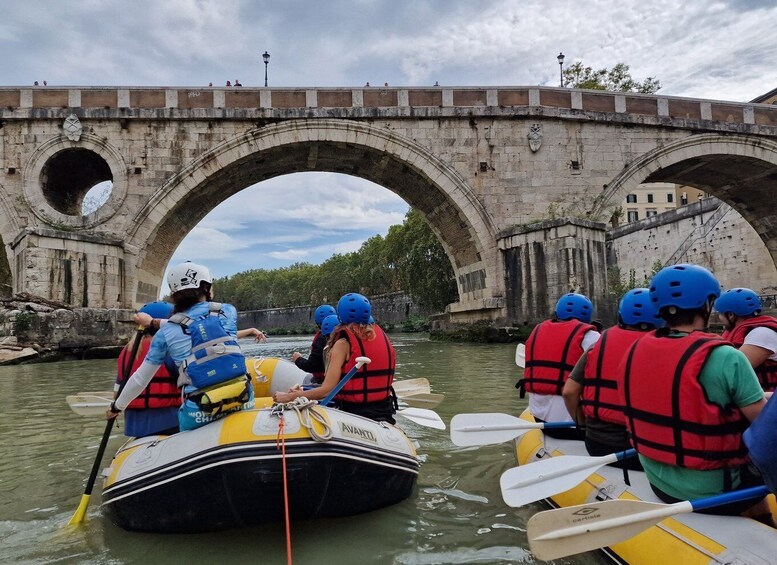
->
[518,292,600,439]
[715,287,777,392]
[562,288,662,469]
[291,304,337,384]
[114,300,181,437]
[274,293,397,424]
[614,264,771,521]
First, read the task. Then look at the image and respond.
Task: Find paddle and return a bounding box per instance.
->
[319,356,371,406]
[527,485,770,560]
[515,343,526,368]
[68,325,144,526]
[395,407,446,430]
[450,412,576,447]
[66,392,123,418]
[500,449,637,507]
[393,377,431,397]
[399,392,445,409]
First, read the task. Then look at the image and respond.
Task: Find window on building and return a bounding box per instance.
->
[626,194,637,203]
[646,209,657,217]
[627,210,639,222]
[681,192,688,205]
[667,193,674,203]
[647,193,654,203]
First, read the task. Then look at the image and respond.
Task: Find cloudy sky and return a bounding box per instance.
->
[2,0,776,281]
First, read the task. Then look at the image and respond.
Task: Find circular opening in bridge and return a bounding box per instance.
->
[40,148,113,216]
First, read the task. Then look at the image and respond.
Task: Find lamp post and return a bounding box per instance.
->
[557,52,565,87]
[262,51,270,87]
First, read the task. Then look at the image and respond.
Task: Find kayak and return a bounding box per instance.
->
[514,410,777,564]
[102,398,419,533]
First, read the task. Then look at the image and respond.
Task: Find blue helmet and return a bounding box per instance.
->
[649,264,720,312]
[337,293,371,324]
[619,288,662,328]
[555,293,593,323]
[314,304,337,325]
[320,314,340,336]
[139,301,174,319]
[714,288,761,316]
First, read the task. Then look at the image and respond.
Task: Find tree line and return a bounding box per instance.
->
[214,209,459,312]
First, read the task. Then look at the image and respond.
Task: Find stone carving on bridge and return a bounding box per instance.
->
[63,114,82,141]
[528,124,543,152]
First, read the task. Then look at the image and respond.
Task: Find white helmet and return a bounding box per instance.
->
[167,262,212,293]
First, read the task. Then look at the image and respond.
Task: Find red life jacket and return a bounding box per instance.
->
[117,337,181,410]
[725,316,777,392]
[619,331,749,470]
[581,326,647,425]
[522,319,596,395]
[336,324,395,404]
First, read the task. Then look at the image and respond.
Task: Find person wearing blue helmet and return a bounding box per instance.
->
[274,293,397,424]
[562,288,661,469]
[715,288,777,392]
[614,264,770,521]
[520,292,601,439]
[114,301,180,437]
[291,304,337,384]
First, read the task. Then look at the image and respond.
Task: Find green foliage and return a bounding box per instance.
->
[214,209,458,312]
[13,312,33,333]
[564,62,661,93]
[607,260,664,297]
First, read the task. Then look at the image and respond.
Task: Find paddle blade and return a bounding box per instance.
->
[515,343,526,368]
[397,407,446,430]
[68,494,91,525]
[450,412,540,447]
[66,392,116,417]
[393,378,431,397]
[528,499,688,560]
[500,453,617,507]
[399,392,445,409]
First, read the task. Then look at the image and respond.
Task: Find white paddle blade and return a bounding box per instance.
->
[397,407,446,430]
[392,378,431,397]
[398,392,445,409]
[500,452,618,507]
[66,392,119,417]
[450,412,541,447]
[528,499,690,560]
[515,343,526,368]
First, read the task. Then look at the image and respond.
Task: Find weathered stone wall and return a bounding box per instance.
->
[609,199,777,292]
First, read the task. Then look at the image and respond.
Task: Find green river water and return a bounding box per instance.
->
[0,334,605,564]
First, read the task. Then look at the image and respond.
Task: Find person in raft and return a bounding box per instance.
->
[114,301,180,437]
[291,304,337,384]
[562,288,662,469]
[519,292,600,439]
[107,262,254,427]
[614,264,772,522]
[273,292,397,424]
[715,288,777,393]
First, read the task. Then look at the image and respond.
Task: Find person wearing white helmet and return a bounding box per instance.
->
[108,262,257,428]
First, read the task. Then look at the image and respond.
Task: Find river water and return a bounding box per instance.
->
[0,335,605,564]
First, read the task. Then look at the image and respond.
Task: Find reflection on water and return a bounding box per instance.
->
[0,335,605,564]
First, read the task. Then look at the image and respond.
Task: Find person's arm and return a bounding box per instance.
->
[107,359,163,416]
[562,351,588,424]
[293,334,325,372]
[740,397,767,422]
[274,339,348,403]
[237,327,267,342]
[739,344,773,368]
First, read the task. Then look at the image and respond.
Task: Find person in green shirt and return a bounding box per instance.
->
[618,264,771,524]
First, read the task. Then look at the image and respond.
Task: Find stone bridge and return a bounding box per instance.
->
[1,85,777,324]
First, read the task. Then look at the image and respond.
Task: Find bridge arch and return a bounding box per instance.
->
[127,119,500,307]
[596,133,777,262]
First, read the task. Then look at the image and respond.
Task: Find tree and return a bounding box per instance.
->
[564,62,661,93]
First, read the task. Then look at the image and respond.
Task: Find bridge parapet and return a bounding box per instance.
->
[1,86,776,133]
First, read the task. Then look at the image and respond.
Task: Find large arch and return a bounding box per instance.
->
[126,119,500,308]
[595,133,777,262]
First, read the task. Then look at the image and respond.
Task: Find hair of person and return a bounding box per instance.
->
[171,282,211,313]
[659,305,706,328]
[327,322,375,348]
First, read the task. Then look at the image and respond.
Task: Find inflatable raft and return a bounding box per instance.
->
[514,411,777,563]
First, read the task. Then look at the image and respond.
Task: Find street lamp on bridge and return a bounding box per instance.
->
[557,52,565,87]
[262,51,270,87]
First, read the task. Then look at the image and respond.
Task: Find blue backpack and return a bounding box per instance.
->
[744,394,777,493]
[170,302,247,389]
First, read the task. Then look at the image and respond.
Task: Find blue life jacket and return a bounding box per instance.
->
[744,394,777,493]
[169,302,247,389]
